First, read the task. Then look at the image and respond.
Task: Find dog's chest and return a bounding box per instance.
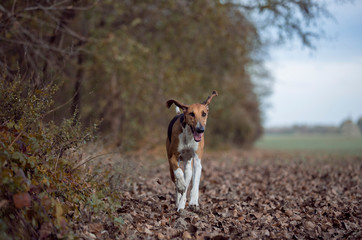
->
[177,125,198,161]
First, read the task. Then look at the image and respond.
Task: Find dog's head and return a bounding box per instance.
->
[166,90,218,142]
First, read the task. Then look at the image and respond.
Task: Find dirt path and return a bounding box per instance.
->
[112,150,360,239]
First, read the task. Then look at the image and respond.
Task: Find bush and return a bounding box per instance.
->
[0,75,120,239]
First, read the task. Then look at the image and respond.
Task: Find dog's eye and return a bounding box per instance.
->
[202,112,207,117]
[189,112,195,117]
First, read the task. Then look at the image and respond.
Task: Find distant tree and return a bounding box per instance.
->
[234,0,333,48]
[357,117,362,134]
[340,119,361,137]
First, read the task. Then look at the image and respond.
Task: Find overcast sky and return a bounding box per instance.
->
[264,1,362,127]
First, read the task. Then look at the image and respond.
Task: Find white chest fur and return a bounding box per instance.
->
[177,125,198,162]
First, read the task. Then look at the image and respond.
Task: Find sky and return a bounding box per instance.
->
[264,1,362,127]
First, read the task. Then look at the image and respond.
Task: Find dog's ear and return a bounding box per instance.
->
[202,90,218,107]
[166,99,188,111]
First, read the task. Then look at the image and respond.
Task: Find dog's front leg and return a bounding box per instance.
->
[174,168,186,195]
[189,155,202,206]
[170,154,186,208]
[174,169,184,208]
[177,159,192,211]
[175,189,182,207]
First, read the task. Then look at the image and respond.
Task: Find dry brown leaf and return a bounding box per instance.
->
[144,226,152,235]
[0,199,9,208]
[13,192,31,208]
[166,227,178,238]
[293,215,302,221]
[305,221,315,231]
[157,232,165,239]
[160,218,168,226]
[285,209,293,217]
[253,212,262,219]
[88,223,103,234]
[39,222,52,240]
[182,231,192,239]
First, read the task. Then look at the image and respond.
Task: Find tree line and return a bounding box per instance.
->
[1,0,332,149]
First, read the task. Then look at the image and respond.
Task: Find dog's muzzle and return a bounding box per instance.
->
[192,125,205,142]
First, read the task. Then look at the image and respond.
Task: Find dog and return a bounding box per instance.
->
[166,90,218,211]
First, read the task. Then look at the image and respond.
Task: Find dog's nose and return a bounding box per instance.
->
[196,126,205,133]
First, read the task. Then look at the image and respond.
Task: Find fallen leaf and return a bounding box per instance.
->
[285,209,293,217]
[182,231,192,239]
[13,192,31,208]
[253,212,262,219]
[294,215,302,221]
[0,199,9,208]
[39,222,52,240]
[305,221,315,231]
[144,226,152,235]
[88,223,103,234]
[157,232,165,239]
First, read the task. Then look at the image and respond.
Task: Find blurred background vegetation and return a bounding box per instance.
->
[1,0,331,150]
[0,0,337,238]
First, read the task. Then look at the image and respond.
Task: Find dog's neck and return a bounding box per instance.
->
[177,124,199,163]
[178,124,199,156]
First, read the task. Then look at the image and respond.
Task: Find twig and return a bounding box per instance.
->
[24,1,100,12]
[0,37,76,55]
[9,131,23,149]
[42,87,80,117]
[71,152,119,172]
[11,0,17,14]
[54,147,63,171]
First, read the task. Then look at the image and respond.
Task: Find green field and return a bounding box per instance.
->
[255,134,362,155]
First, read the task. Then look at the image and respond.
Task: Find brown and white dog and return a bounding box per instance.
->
[166,90,218,211]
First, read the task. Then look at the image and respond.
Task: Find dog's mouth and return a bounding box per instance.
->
[190,126,203,142]
[193,131,203,142]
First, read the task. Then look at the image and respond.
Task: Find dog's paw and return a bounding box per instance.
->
[189,190,199,206]
[188,204,200,212]
[189,200,199,207]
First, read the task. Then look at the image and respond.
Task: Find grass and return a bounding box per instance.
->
[255,133,362,156]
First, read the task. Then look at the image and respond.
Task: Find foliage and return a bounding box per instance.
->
[0,75,121,239]
[0,0,335,149]
[0,74,57,126]
[0,0,90,80]
[358,117,362,133]
[80,0,265,148]
[0,0,336,149]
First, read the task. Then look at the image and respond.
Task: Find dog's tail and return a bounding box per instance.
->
[175,106,182,115]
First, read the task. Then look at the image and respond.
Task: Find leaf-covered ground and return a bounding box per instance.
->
[80,150,361,239]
